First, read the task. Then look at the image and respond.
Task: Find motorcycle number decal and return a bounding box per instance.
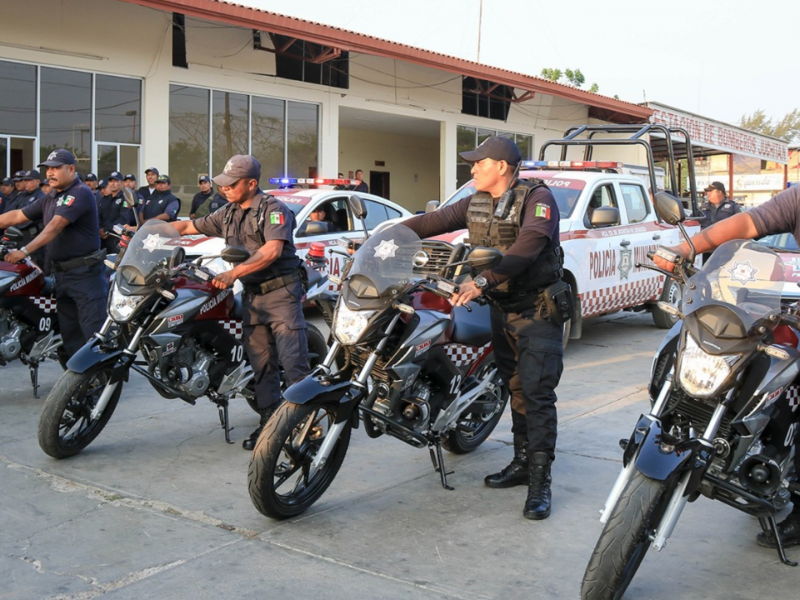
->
[785,423,798,447]
[230,344,244,363]
[39,317,51,332]
[449,374,462,396]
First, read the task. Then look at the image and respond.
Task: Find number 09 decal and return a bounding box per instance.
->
[39,317,52,332]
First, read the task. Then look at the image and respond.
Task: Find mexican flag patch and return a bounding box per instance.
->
[534,203,550,219]
[269,211,285,225]
[57,195,75,207]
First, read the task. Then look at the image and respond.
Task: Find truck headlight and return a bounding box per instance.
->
[677,334,739,398]
[108,285,147,322]
[333,304,374,345]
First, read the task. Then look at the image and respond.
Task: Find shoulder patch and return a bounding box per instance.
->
[269,210,284,225]
[534,203,550,219]
[57,195,76,207]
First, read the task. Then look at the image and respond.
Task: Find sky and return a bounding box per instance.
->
[241,0,800,127]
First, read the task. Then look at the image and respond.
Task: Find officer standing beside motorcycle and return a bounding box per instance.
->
[168,155,309,450]
[403,136,569,520]
[653,183,800,550]
[0,149,108,358]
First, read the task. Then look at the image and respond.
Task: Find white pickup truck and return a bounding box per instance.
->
[425,159,700,342]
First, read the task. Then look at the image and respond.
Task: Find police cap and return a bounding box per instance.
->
[459,136,521,166]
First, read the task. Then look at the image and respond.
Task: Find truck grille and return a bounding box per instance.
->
[413,240,458,278]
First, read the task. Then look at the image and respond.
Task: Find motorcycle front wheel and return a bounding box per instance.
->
[38,369,123,458]
[442,355,509,454]
[248,402,351,519]
[580,471,668,600]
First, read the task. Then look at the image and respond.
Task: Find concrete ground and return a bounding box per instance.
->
[1,312,797,600]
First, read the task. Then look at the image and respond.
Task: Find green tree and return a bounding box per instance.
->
[739,108,800,143]
[540,68,562,82]
[540,67,598,92]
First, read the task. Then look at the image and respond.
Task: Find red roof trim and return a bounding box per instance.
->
[121,0,652,120]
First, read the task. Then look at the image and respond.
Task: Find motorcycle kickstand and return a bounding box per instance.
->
[429,439,454,491]
[217,402,234,444]
[759,516,798,567]
[29,361,40,398]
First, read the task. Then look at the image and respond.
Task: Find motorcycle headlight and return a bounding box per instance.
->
[333,303,375,345]
[677,334,739,398]
[108,284,148,322]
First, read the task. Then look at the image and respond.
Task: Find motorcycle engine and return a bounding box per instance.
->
[0,311,24,362]
[161,338,215,397]
[373,380,431,433]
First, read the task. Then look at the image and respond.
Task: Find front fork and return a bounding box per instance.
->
[89,318,144,420]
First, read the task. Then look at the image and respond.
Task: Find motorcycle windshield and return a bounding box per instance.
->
[347,224,424,299]
[117,221,181,290]
[683,239,784,327]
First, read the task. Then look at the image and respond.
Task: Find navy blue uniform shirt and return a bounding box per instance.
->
[193,191,299,285]
[141,191,180,221]
[22,176,100,261]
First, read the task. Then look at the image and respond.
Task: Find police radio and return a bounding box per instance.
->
[493,163,521,220]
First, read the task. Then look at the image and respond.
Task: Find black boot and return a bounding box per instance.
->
[757,512,800,549]
[242,404,278,451]
[523,452,552,520]
[485,435,529,488]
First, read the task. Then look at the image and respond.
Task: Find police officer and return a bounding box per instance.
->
[168,155,309,450]
[189,175,228,218]
[98,172,130,253]
[139,174,180,222]
[137,167,159,201]
[0,149,108,358]
[403,136,566,520]
[653,184,800,551]
[5,171,27,211]
[0,177,13,207]
[16,170,46,264]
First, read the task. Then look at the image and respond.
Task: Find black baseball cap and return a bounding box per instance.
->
[98,179,108,189]
[123,173,136,181]
[156,174,171,184]
[459,136,521,166]
[1,177,12,186]
[198,175,211,184]
[38,149,77,168]
[13,170,26,181]
[21,169,41,180]
[108,171,123,181]
[704,181,726,195]
[213,155,261,187]
[145,167,159,176]
[85,173,98,182]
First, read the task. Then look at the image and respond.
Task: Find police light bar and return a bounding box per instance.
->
[268,177,356,186]
[520,160,623,170]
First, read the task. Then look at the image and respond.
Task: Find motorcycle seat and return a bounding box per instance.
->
[42,276,56,296]
[451,302,492,347]
[232,293,243,320]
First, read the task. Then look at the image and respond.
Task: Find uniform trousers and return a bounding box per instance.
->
[242,280,308,410]
[490,302,564,460]
[55,261,109,358]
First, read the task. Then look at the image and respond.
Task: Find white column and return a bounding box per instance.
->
[140,47,171,176]
[440,119,458,202]
[319,97,340,178]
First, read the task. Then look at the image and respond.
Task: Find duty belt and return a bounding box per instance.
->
[52,248,107,273]
[244,270,301,295]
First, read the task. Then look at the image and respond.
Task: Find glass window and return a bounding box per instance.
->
[212,91,249,178]
[169,85,209,194]
[40,67,92,173]
[585,184,619,228]
[95,75,141,144]
[620,183,649,223]
[251,96,285,180]
[287,101,318,178]
[0,60,36,136]
[362,199,389,230]
[516,134,532,161]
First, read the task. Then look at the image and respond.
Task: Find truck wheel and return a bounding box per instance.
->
[652,279,681,329]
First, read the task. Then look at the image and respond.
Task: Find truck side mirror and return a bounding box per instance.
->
[589,206,620,228]
[425,200,440,213]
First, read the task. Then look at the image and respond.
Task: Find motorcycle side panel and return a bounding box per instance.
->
[149,289,208,335]
[400,310,448,352]
[633,419,693,481]
[0,261,45,296]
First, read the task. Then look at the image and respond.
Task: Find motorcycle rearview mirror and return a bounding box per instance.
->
[348,195,370,240]
[168,246,185,269]
[654,191,696,262]
[2,226,24,244]
[467,247,503,272]
[122,188,140,228]
[221,246,250,264]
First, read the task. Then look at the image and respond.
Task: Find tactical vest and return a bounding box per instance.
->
[465,179,563,296]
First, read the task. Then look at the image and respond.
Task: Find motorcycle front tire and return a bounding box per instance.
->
[580,471,668,600]
[248,401,351,519]
[38,368,123,459]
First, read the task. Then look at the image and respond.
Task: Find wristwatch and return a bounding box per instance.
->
[473,275,488,291]
[20,246,30,257]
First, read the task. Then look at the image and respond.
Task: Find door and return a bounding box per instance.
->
[0,136,36,178]
[370,171,390,199]
[94,142,140,180]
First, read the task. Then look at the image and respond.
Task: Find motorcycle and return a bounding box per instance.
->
[0,226,63,396]
[581,193,800,600]
[37,220,328,458]
[247,212,510,520]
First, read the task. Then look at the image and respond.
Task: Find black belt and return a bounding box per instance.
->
[244,270,301,295]
[52,249,107,273]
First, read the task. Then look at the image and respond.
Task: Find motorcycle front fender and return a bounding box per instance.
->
[283,371,362,423]
[632,418,694,481]
[66,337,127,377]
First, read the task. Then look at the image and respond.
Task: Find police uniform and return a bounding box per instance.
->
[21,174,108,358]
[191,190,228,218]
[192,191,308,412]
[140,190,180,221]
[98,189,130,253]
[699,198,741,229]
